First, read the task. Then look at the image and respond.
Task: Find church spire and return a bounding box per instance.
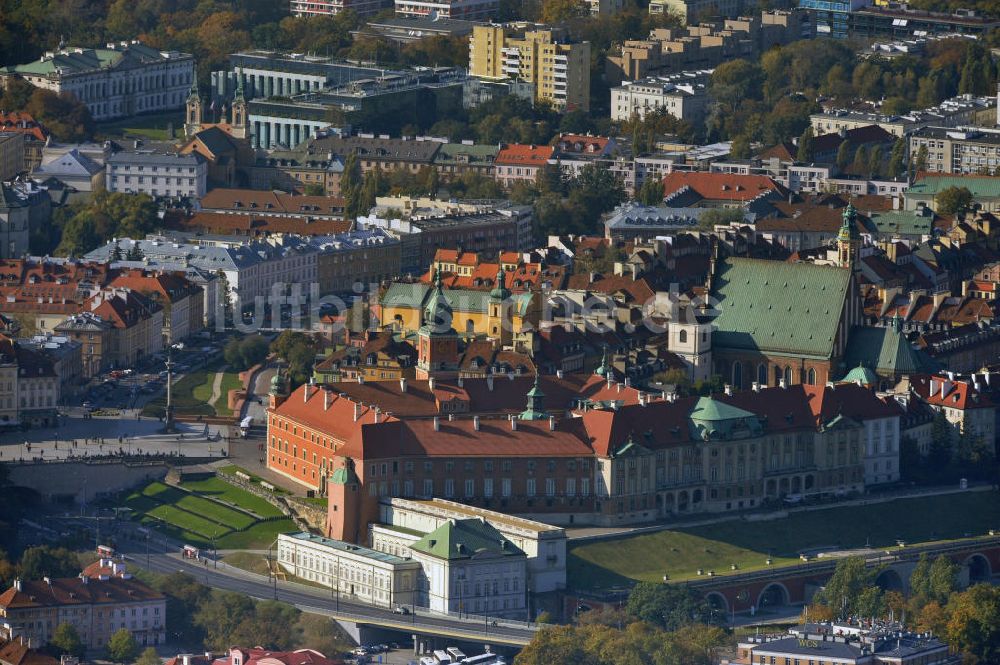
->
[519,373,547,420]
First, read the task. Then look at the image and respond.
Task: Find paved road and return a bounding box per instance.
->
[115,532,537,647]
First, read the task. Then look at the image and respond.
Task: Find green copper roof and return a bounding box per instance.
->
[843,363,879,385]
[689,397,756,422]
[421,270,455,334]
[331,460,359,485]
[410,518,523,561]
[689,396,762,441]
[711,258,852,360]
[867,210,934,236]
[842,325,932,377]
[907,175,1000,200]
[489,265,511,301]
[10,43,174,78]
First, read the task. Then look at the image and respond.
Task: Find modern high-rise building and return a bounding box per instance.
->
[468,25,590,111]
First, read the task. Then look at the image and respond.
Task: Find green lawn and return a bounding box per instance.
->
[213,519,297,550]
[217,465,290,495]
[214,373,243,417]
[568,491,1000,591]
[142,370,214,418]
[147,504,233,540]
[174,494,257,531]
[96,111,184,141]
[124,476,295,549]
[143,366,241,418]
[179,476,285,518]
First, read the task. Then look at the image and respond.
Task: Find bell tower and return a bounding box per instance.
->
[837,203,860,268]
[487,263,512,346]
[230,69,247,140]
[416,270,460,379]
[185,78,202,138]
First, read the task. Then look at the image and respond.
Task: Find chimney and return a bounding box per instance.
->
[752,381,760,392]
[324,390,331,410]
[428,377,436,390]
[549,416,555,431]
[639,392,647,406]
[13,579,21,592]
[473,416,480,431]
[353,403,361,421]
[511,416,518,431]
[624,376,632,387]
[433,416,440,431]
[487,376,494,391]
[779,378,787,389]
[357,375,365,384]
[399,378,407,393]
[449,413,455,421]
[304,385,309,403]
[724,384,732,396]
[556,369,564,379]
[930,378,939,395]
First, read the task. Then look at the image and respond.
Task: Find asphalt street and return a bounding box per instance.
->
[114,531,538,647]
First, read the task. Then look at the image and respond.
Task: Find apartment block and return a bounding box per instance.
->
[290,0,392,17]
[105,151,208,199]
[909,126,1000,175]
[469,25,590,111]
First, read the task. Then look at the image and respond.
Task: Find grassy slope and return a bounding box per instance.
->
[179,476,285,518]
[568,492,1000,590]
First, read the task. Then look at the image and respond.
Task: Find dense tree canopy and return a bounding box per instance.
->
[50,191,159,257]
[626,582,721,631]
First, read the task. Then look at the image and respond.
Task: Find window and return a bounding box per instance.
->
[526,478,536,497]
[444,479,455,497]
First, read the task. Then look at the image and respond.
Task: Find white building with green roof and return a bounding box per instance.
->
[2,41,194,121]
[904,174,1000,214]
[407,518,528,619]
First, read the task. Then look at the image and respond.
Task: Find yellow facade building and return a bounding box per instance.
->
[469,26,591,112]
[379,281,539,341]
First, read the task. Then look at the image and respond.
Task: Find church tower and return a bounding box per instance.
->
[487,264,512,346]
[416,270,460,379]
[230,69,248,140]
[837,203,860,268]
[185,78,202,138]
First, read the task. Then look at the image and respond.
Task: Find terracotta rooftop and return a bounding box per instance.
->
[495,144,556,167]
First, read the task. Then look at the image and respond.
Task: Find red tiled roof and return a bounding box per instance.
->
[0,112,47,142]
[495,144,555,167]
[911,375,993,410]
[0,576,163,608]
[557,134,611,154]
[199,189,346,216]
[0,640,58,665]
[662,172,786,202]
[168,211,351,236]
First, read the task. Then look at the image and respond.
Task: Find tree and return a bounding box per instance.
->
[813,557,879,618]
[928,411,953,469]
[230,600,301,650]
[914,144,928,174]
[836,141,853,170]
[341,152,363,220]
[24,89,94,142]
[888,139,906,179]
[107,628,139,664]
[853,145,872,176]
[625,582,720,631]
[935,186,973,215]
[297,614,352,657]
[195,591,256,651]
[729,134,752,160]
[867,145,883,179]
[946,584,1000,664]
[637,176,664,206]
[224,336,270,371]
[51,623,84,657]
[797,127,814,163]
[926,555,959,603]
[18,546,80,579]
[303,183,325,196]
[540,0,582,22]
[136,647,162,665]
